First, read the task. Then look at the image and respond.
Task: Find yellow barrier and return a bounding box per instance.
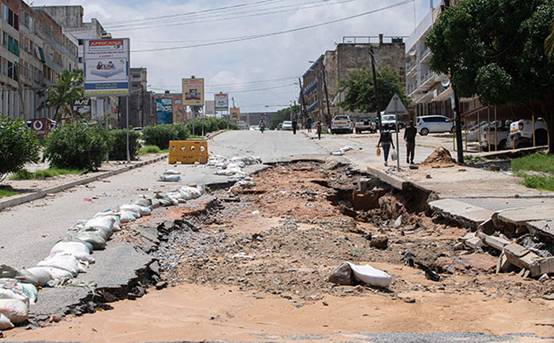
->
[168,140,208,164]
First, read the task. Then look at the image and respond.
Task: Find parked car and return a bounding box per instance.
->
[380,114,399,131]
[480,121,511,151]
[331,115,353,134]
[508,118,548,149]
[281,121,293,131]
[354,117,377,134]
[416,115,455,136]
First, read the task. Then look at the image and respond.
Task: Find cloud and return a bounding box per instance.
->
[29,0,423,112]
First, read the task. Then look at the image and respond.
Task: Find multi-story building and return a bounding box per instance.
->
[404,0,479,118]
[37,5,119,124]
[302,35,405,124]
[118,67,153,128]
[0,0,77,119]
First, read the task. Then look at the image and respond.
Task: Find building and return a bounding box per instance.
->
[117,67,153,128]
[0,0,78,120]
[302,35,405,124]
[37,5,119,125]
[404,0,479,119]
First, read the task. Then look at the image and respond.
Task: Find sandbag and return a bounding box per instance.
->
[159,174,181,182]
[23,268,53,286]
[135,198,152,207]
[347,262,392,288]
[28,267,72,281]
[119,204,142,214]
[0,299,28,324]
[85,216,115,232]
[164,169,180,175]
[18,283,38,305]
[75,231,107,250]
[179,186,202,200]
[0,313,13,330]
[119,210,139,223]
[38,253,84,275]
[0,287,28,303]
[50,241,93,263]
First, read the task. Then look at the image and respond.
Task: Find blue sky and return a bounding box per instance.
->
[29,0,438,112]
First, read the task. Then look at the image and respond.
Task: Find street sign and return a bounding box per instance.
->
[83,39,130,96]
[385,94,408,114]
[182,77,205,107]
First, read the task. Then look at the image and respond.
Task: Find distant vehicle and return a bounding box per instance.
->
[416,115,455,136]
[480,121,511,151]
[281,121,293,131]
[509,118,548,149]
[466,121,488,142]
[354,117,377,134]
[380,114,402,131]
[331,115,353,134]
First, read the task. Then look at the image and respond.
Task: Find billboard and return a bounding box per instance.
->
[83,39,130,96]
[214,93,229,111]
[230,107,241,121]
[156,98,173,124]
[205,100,215,116]
[182,78,204,106]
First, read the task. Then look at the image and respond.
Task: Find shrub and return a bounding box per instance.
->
[185,118,237,136]
[0,116,40,180]
[44,121,111,171]
[143,124,189,149]
[139,145,162,155]
[108,129,141,161]
[11,168,81,180]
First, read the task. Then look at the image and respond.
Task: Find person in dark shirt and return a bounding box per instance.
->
[377,130,395,166]
[404,120,417,164]
[292,118,298,135]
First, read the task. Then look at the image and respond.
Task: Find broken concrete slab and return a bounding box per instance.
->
[476,232,511,251]
[503,243,543,277]
[430,199,494,229]
[496,207,554,226]
[461,232,484,250]
[526,220,554,242]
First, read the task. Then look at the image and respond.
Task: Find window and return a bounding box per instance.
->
[1,4,8,22]
[7,61,18,81]
[7,8,18,30]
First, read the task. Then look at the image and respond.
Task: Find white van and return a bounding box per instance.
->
[416,115,455,135]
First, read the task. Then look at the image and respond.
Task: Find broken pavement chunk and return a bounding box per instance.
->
[503,243,543,277]
[328,262,354,285]
[329,262,392,288]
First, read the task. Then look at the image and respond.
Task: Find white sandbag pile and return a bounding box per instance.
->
[211,155,261,179]
[159,169,181,182]
[0,278,37,328]
[331,146,354,156]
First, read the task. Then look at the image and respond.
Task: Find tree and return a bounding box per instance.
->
[270,105,300,129]
[339,67,409,114]
[47,70,86,123]
[546,20,554,57]
[427,0,554,153]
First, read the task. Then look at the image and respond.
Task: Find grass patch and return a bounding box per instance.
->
[512,153,554,174]
[139,145,168,155]
[512,153,554,191]
[10,168,82,180]
[0,187,18,198]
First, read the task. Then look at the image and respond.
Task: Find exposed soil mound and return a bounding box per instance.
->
[421,146,456,168]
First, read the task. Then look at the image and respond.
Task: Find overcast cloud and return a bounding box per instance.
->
[29,0,437,112]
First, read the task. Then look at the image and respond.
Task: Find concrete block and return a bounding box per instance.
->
[526,220,554,241]
[497,207,554,226]
[539,257,554,275]
[461,232,484,250]
[503,243,542,277]
[476,232,511,251]
[430,199,494,229]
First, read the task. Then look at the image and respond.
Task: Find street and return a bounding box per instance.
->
[2,130,553,342]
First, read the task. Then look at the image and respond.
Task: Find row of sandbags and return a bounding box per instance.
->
[0,183,205,330]
[209,155,261,178]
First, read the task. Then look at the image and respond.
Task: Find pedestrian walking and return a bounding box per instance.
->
[404,120,417,164]
[377,129,395,166]
[316,121,322,140]
[292,118,298,135]
[307,117,313,133]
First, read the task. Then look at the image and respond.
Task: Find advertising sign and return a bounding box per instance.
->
[83,38,130,96]
[182,78,205,106]
[73,98,92,118]
[205,100,215,116]
[214,93,229,111]
[230,107,241,121]
[156,98,173,124]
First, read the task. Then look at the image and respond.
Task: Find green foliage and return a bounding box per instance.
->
[427,0,554,105]
[270,105,300,129]
[0,186,17,198]
[44,122,111,171]
[520,174,554,191]
[185,117,237,136]
[139,145,164,155]
[546,21,554,57]
[143,124,189,149]
[339,67,409,114]
[512,153,554,174]
[47,70,86,122]
[11,168,82,180]
[108,129,141,161]
[0,116,40,179]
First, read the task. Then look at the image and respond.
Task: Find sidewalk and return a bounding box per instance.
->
[0,153,167,211]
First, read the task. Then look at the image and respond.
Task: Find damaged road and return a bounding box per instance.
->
[8,160,553,342]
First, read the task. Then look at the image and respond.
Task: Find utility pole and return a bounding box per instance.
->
[298,78,308,122]
[370,47,381,130]
[321,63,332,126]
[452,86,464,164]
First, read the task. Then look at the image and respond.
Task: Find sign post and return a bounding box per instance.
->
[385,94,408,170]
[83,38,130,161]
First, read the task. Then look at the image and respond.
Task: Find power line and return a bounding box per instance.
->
[131,0,413,53]
[109,0,358,31]
[149,83,297,94]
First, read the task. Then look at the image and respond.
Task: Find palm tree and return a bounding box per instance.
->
[47,70,85,123]
[546,20,554,58]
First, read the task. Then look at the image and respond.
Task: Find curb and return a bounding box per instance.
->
[207,130,226,140]
[0,155,167,211]
[365,166,408,191]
